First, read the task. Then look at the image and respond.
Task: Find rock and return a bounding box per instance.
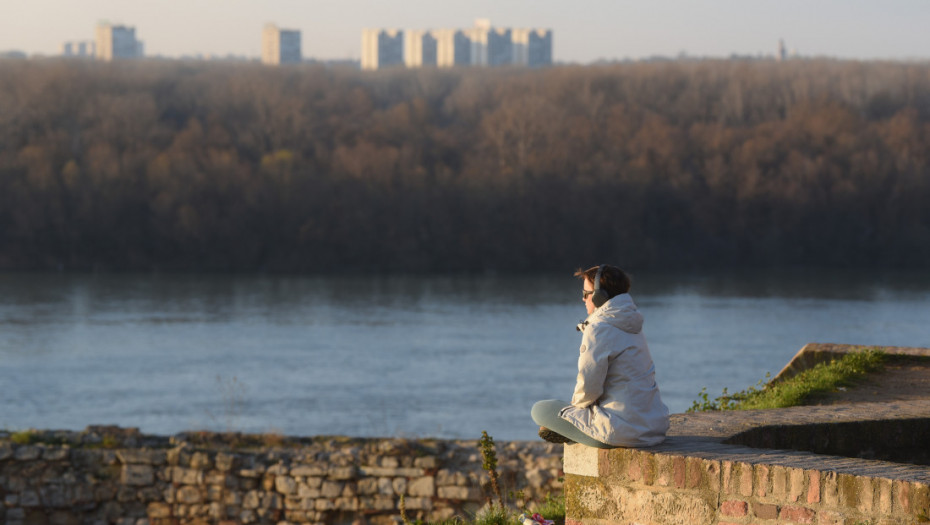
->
[408,477,435,497]
[14,446,41,461]
[275,476,297,494]
[176,486,202,505]
[122,465,154,486]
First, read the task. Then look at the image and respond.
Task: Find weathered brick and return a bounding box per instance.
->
[654,454,674,487]
[754,464,770,498]
[817,509,844,525]
[752,501,778,520]
[856,477,873,513]
[779,505,815,523]
[893,480,910,513]
[838,473,858,509]
[704,459,721,493]
[807,471,820,504]
[673,456,686,489]
[720,500,748,517]
[789,468,804,503]
[738,462,753,497]
[772,465,788,498]
[822,471,839,507]
[687,457,702,489]
[877,478,893,514]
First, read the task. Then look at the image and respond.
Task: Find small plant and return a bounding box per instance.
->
[479,431,504,511]
[529,494,565,525]
[399,494,411,525]
[11,430,38,445]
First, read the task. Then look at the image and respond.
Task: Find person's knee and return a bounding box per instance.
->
[531,399,565,425]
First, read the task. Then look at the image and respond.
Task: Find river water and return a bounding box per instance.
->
[1,270,927,441]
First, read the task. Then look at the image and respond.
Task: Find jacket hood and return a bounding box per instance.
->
[588,293,643,334]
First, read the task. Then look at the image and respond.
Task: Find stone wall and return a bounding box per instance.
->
[0,427,563,525]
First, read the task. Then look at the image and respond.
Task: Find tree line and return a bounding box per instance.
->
[0,58,928,272]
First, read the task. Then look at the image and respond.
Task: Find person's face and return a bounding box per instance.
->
[583,278,596,315]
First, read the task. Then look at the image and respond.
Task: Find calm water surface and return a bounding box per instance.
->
[1,271,928,441]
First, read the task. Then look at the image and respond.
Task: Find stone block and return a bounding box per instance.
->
[243,490,261,509]
[330,467,356,480]
[817,509,844,525]
[122,465,155,486]
[703,459,721,493]
[290,466,325,477]
[20,490,40,507]
[0,442,12,460]
[276,476,298,495]
[381,456,400,468]
[14,446,41,460]
[392,477,408,495]
[413,456,438,469]
[403,497,432,510]
[437,486,482,501]
[357,478,379,495]
[563,444,599,477]
[858,476,875,513]
[173,467,203,485]
[147,502,172,519]
[215,452,236,471]
[335,497,359,511]
[321,481,344,498]
[43,448,70,461]
[177,486,202,505]
[408,477,435,497]
[190,452,212,469]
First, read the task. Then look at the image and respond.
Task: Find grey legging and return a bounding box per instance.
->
[530,399,614,449]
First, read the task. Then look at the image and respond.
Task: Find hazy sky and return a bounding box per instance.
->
[2,0,929,63]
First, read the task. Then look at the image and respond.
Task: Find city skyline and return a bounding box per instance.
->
[2,0,929,63]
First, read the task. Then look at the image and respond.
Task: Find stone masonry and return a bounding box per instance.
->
[0,428,563,525]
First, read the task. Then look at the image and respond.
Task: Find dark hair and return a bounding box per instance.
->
[573,265,631,299]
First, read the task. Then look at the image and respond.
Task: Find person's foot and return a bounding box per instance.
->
[538,426,574,444]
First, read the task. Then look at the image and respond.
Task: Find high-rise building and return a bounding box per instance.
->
[363,19,551,70]
[361,29,404,70]
[512,29,553,67]
[262,24,302,65]
[404,30,438,67]
[434,29,471,67]
[95,23,143,61]
[61,41,96,58]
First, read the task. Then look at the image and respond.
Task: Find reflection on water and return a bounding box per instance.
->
[1,270,928,441]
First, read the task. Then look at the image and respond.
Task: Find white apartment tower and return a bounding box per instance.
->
[404,30,438,68]
[361,29,404,70]
[512,29,553,67]
[262,24,302,65]
[95,23,143,61]
[363,19,552,70]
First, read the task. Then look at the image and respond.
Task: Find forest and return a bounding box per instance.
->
[0,58,928,273]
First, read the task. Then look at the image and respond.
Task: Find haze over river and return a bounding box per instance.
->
[2,270,927,441]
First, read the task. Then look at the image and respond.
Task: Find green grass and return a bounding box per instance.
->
[688,347,887,412]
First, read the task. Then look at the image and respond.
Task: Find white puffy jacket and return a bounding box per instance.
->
[558,293,670,447]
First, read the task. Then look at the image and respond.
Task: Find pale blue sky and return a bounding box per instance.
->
[2,0,928,62]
